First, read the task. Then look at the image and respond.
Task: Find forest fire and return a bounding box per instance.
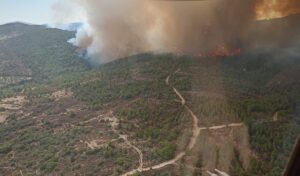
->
[255,0,300,20]
[61,0,300,63]
[210,44,241,57]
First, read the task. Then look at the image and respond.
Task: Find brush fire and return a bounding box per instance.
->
[210,43,241,57]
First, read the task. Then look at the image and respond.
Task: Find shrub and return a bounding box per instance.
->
[40,160,58,173]
[156,143,176,160]
[69,111,76,118]
[0,143,12,154]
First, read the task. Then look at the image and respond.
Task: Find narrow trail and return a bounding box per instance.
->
[207,169,231,176]
[80,113,144,169]
[122,69,201,176]
[199,123,243,131]
[120,134,144,169]
[104,112,144,170]
[122,69,243,176]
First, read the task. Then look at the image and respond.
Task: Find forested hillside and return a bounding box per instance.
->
[0,23,299,176]
[0,23,88,93]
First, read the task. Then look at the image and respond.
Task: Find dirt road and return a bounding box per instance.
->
[120,134,144,169]
[122,69,201,176]
[105,113,144,170]
[122,69,243,176]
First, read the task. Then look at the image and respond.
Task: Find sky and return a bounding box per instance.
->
[0,0,83,25]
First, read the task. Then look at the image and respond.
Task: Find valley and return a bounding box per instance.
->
[0,22,299,176]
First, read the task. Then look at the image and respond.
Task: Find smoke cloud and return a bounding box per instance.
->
[256,0,300,20]
[60,0,300,63]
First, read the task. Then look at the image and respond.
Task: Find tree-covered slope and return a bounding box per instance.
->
[0,22,88,90]
[0,22,299,176]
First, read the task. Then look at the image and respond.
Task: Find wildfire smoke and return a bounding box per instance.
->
[53,0,300,63]
[255,0,300,20]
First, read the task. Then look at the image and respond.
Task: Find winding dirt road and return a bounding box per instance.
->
[122,69,201,176]
[120,134,144,169]
[105,113,144,170]
[122,69,243,176]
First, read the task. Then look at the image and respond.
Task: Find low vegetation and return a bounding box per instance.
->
[0,23,299,176]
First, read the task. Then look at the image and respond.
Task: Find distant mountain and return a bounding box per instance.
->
[46,22,84,31]
[0,22,88,87]
[0,22,44,36]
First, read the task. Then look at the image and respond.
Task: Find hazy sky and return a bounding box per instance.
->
[0,0,83,25]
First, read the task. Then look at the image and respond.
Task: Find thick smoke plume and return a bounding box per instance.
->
[63,0,300,63]
[256,0,300,20]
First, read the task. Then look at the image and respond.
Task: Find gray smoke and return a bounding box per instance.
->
[60,0,253,63]
[58,0,299,63]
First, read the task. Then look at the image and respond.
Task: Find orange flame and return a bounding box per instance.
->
[256,0,300,20]
[210,43,241,57]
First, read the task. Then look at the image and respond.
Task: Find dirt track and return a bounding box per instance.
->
[122,69,244,176]
[105,112,144,170]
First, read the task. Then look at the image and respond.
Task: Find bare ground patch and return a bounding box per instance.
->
[0,95,28,123]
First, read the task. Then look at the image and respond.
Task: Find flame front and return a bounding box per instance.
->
[210,43,241,57]
[256,0,300,20]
